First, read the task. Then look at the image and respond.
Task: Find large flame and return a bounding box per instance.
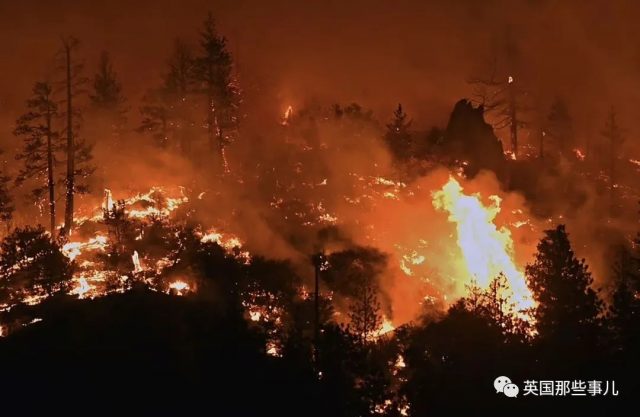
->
[432,177,534,311]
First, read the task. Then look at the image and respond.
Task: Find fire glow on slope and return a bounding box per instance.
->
[432,177,534,312]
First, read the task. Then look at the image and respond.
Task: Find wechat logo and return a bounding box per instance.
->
[494,376,519,398]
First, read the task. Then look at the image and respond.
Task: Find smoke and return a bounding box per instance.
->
[2,0,640,325]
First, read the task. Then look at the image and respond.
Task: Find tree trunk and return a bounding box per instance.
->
[508,83,518,158]
[63,41,75,237]
[46,100,56,237]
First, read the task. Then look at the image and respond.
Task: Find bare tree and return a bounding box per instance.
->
[57,36,94,237]
[468,56,529,159]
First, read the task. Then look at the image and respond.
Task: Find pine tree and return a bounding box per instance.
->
[90,51,125,111]
[601,107,623,210]
[14,82,59,235]
[140,38,195,154]
[348,281,382,346]
[545,97,573,158]
[57,36,94,237]
[90,51,127,140]
[525,225,603,344]
[0,163,13,234]
[192,12,240,173]
[0,226,71,305]
[610,235,640,354]
[384,104,412,161]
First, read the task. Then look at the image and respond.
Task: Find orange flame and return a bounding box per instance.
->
[432,177,534,311]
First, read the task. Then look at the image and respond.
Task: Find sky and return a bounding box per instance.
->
[1,0,640,148]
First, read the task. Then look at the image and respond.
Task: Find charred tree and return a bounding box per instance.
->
[193,12,240,174]
[468,29,528,158]
[14,82,59,235]
[58,37,94,237]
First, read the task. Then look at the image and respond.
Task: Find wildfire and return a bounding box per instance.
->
[376,316,396,338]
[574,148,586,161]
[132,251,143,273]
[281,105,293,125]
[399,251,426,277]
[70,277,92,299]
[199,228,251,263]
[432,177,534,312]
[103,188,114,211]
[168,280,190,296]
[62,234,108,261]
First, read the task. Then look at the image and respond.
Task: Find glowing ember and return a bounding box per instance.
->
[281,105,293,125]
[70,278,92,299]
[62,235,108,261]
[574,148,586,161]
[432,177,534,311]
[249,310,262,322]
[168,280,190,296]
[400,251,426,276]
[132,251,143,273]
[103,188,114,211]
[376,316,396,337]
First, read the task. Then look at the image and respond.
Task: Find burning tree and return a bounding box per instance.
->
[57,36,95,236]
[193,12,240,173]
[14,82,59,235]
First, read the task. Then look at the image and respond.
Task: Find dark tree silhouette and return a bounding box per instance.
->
[601,107,624,212]
[545,97,574,159]
[348,280,383,345]
[14,82,59,235]
[462,274,531,337]
[90,51,127,141]
[384,104,412,161]
[192,12,240,173]
[610,242,640,356]
[57,36,94,236]
[0,162,13,233]
[468,29,528,158]
[0,226,71,306]
[140,38,196,154]
[525,225,603,360]
[90,51,125,111]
